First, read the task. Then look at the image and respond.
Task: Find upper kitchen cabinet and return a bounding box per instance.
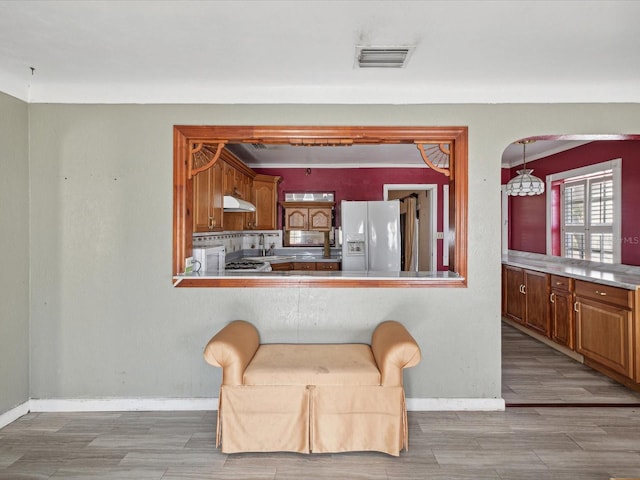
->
[251,174,281,230]
[282,202,334,232]
[221,152,256,231]
[193,160,223,232]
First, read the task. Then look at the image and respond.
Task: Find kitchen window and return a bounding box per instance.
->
[549,159,621,263]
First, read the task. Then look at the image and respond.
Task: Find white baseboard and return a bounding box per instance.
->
[29,397,218,413]
[407,397,505,411]
[0,401,30,429]
[25,397,505,413]
[1,397,505,423]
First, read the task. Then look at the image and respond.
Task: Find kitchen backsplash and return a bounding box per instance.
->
[193,230,282,254]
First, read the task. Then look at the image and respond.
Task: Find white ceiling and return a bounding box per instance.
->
[1,0,639,104]
[224,139,591,169]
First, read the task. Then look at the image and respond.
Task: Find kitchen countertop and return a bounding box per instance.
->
[503,250,640,290]
[266,255,342,264]
[177,269,461,280]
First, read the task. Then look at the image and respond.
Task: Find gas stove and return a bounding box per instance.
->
[225,260,272,272]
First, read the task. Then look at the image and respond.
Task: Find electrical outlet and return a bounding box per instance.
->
[436,232,445,240]
[185,256,194,274]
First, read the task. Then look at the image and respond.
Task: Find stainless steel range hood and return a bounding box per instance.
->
[223,195,256,212]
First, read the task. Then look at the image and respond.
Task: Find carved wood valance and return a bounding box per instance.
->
[188,141,227,179]
[415,142,451,178]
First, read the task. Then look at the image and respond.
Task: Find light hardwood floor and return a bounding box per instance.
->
[2,325,640,479]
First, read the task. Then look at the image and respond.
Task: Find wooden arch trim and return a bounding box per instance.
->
[415,142,452,178]
[188,141,227,179]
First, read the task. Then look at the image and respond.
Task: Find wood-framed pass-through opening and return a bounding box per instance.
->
[173,125,468,287]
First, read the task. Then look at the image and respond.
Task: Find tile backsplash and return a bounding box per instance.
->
[193,230,282,254]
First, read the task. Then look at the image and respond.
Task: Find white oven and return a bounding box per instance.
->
[192,245,226,274]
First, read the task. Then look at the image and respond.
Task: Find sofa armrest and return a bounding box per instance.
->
[371,321,421,386]
[203,320,260,386]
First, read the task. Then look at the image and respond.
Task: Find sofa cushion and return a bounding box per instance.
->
[243,344,381,386]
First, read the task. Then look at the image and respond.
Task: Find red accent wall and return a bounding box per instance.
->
[254,167,449,270]
[502,140,640,265]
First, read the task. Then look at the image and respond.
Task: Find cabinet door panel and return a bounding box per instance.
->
[524,270,550,336]
[504,266,525,324]
[576,297,633,378]
[551,289,574,349]
[309,208,332,231]
[211,161,223,231]
[253,180,278,230]
[193,169,212,232]
[285,208,307,230]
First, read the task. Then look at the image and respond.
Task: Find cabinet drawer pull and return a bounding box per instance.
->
[550,293,555,303]
[594,290,607,296]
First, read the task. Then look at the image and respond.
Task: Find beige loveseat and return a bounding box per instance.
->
[203,320,421,456]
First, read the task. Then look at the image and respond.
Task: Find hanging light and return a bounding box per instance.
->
[506,140,545,196]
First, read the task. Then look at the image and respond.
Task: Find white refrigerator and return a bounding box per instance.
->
[340,200,401,272]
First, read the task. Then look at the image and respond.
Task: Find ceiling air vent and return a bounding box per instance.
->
[355,46,414,68]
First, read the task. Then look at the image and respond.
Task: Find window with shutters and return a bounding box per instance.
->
[553,159,621,264]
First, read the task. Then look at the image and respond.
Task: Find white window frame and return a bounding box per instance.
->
[545,159,621,263]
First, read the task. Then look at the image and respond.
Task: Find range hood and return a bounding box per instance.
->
[223,195,256,212]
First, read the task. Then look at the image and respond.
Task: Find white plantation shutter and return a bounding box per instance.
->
[561,171,615,263]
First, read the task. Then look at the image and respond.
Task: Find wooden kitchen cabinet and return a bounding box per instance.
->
[270,262,294,271]
[502,265,550,336]
[575,280,635,380]
[249,174,281,230]
[282,202,335,231]
[550,275,575,349]
[271,261,341,272]
[193,160,223,232]
[221,155,256,231]
[315,261,340,271]
[292,262,316,271]
[503,265,525,324]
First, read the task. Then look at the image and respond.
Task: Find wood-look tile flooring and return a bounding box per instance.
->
[1,325,640,479]
[502,321,640,405]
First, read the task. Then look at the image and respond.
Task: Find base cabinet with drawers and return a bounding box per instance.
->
[575,280,635,381]
[271,261,341,272]
[502,263,640,389]
[550,274,575,350]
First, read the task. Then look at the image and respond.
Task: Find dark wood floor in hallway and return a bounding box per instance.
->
[1,324,639,479]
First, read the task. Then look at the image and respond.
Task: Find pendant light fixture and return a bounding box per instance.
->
[506,140,545,196]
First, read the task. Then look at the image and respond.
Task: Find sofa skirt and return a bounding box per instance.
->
[218,384,407,456]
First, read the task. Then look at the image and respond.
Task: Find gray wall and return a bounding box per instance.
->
[0,92,30,414]
[26,103,640,402]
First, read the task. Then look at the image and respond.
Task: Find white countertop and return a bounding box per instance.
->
[503,251,640,290]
